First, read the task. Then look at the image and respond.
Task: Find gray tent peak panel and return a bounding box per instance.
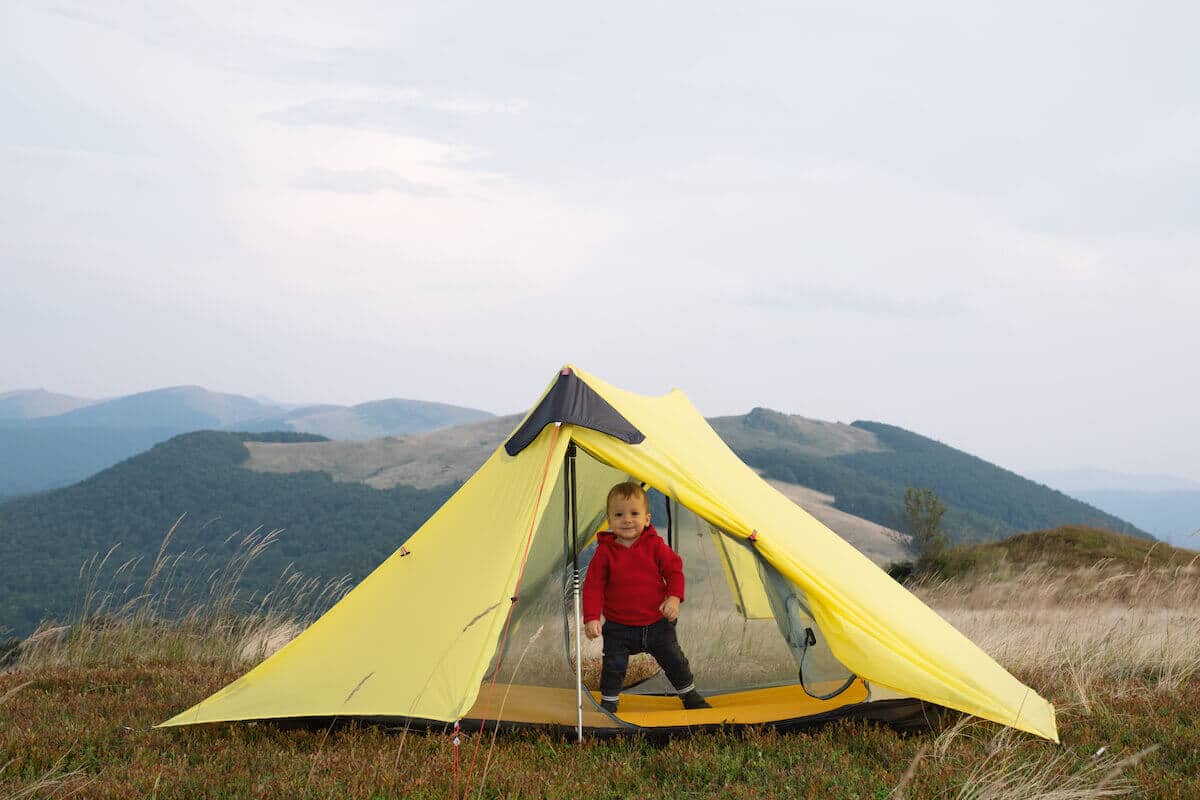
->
[505,369,645,456]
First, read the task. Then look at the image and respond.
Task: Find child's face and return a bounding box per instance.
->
[607,495,651,545]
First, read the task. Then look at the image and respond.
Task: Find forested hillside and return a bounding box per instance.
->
[730,416,1147,542]
[841,422,1147,538]
[0,432,453,636]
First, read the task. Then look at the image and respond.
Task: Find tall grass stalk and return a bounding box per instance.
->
[899,716,1157,800]
[475,623,546,799]
[0,681,32,707]
[0,757,92,800]
[10,525,351,672]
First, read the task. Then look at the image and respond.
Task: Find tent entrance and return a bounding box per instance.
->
[483,439,858,730]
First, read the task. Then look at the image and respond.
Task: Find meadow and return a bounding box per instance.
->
[1,531,1198,799]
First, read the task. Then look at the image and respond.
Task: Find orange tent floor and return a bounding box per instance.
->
[463,679,877,730]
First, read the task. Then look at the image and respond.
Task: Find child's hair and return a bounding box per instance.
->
[607,481,648,511]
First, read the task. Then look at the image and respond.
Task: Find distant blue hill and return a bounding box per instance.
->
[21,386,280,430]
[0,389,96,420]
[1069,489,1200,549]
[0,426,180,497]
[0,386,494,497]
[238,398,494,440]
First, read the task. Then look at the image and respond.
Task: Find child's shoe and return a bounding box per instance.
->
[681,690,711,709]
[600,699,619,713]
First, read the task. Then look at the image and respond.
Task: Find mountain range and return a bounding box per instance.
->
[0,386,494,498]
[1031,469,1200,549]
[0,389,96,419]
[0,391,1165,637]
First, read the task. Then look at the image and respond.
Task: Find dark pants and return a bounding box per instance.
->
[599,618,696,701]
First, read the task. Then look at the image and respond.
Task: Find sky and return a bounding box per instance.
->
[3,1,1198,482]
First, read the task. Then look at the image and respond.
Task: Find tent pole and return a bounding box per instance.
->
[573,568,584,742]
[567,441,584,743]
[665,495,673,550]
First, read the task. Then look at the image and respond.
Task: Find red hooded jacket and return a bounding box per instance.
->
[582,525,685,626]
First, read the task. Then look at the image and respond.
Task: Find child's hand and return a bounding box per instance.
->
[660,596,680,621]
[584,620,602,639]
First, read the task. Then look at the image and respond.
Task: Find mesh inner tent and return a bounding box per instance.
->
[485,445,621,690]
[484,444,856,711]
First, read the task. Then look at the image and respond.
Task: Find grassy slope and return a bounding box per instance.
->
[931,525,1200,580]
[3,527,1198,798]
[242,414,522,490]
[3,663,1194,799]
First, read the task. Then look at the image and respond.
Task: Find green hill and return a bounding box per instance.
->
[0,431,453,637]
[22,386,279,430]
[238,398,495,440]
[721,411,1147,543]
[929,525,1199,580]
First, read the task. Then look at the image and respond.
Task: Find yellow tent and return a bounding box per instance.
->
[161,367,1057,742]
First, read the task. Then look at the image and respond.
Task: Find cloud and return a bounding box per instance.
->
[295,167,449,197]
[264,91,527,134]
[738,284,965,320]
[432,97,528,116]
[4,0,1200,481]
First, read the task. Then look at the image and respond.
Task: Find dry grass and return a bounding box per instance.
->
[893,717,1158,800]
[242,414,521,490]
[11,522,351,671]
[0,680,93,798]
[917,558,1200,609]
[2,541,1197,798]
[918,561,1200,698]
